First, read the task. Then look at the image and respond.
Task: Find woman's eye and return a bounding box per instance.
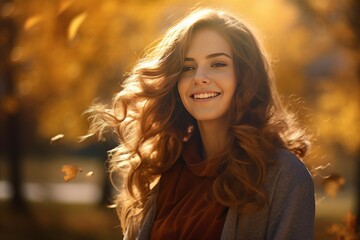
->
[182,66,195,72]
[211,62,227,68]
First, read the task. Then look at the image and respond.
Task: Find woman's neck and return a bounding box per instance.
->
[197,119,230,160]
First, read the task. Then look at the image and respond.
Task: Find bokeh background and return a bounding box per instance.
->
[0,0,359,239]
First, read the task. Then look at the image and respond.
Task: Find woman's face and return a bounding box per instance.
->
[178,28,237,123]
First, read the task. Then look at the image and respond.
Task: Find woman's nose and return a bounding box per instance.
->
[193,68,210,84]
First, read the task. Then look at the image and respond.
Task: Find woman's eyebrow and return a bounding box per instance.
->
[206,52,232,59]
[184,52,232,61]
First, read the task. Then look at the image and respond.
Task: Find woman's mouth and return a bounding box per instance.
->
[191,92,220,99]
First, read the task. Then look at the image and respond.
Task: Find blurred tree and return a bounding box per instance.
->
[0,0,179,207]
[288,0,359,230]
[4,0,177,148]
[0,0,26,210]
[346,0,360,231]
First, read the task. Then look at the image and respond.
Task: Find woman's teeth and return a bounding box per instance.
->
[192,92,220,99]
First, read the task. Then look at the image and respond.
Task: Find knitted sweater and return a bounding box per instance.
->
[131,148,315,240]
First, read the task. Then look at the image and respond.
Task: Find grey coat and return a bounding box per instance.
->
[131,149,315,240]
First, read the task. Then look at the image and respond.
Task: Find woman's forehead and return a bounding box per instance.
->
[185,28,232,58]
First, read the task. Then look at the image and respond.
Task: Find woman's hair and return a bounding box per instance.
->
[86,8,310,238]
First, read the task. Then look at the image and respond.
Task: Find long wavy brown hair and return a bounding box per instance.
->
[86,8,310,239]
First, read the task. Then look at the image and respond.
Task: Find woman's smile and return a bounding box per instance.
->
[191,91,221,100]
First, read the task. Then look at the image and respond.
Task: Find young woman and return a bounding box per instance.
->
[88,8,315,240]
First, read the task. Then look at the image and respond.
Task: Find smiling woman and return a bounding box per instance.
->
[86,8,314,240]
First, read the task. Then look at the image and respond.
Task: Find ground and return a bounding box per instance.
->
[0,201,122,240]
[0,155,356,239]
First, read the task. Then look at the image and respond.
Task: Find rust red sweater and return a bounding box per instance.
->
[150,135,227,240]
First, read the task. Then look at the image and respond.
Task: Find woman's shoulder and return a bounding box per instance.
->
[266,148,313,188]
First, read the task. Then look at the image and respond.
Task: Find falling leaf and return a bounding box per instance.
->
[61,164,82,182]
[322,173,346,198]
[86,171,94,177]
[24,15,42,30]
[50,134,65,144]
[68,12,87,40]
[58,0,73,14]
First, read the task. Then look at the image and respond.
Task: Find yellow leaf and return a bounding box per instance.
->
[68,12,87,40]
[50,134,65,144]
[24,15,42,30]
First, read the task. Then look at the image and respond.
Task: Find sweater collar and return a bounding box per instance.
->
[181,132,224,177]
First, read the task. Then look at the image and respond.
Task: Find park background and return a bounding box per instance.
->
[0,0,359,239]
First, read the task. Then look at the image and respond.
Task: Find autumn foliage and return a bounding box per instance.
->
[0,0,358,238]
